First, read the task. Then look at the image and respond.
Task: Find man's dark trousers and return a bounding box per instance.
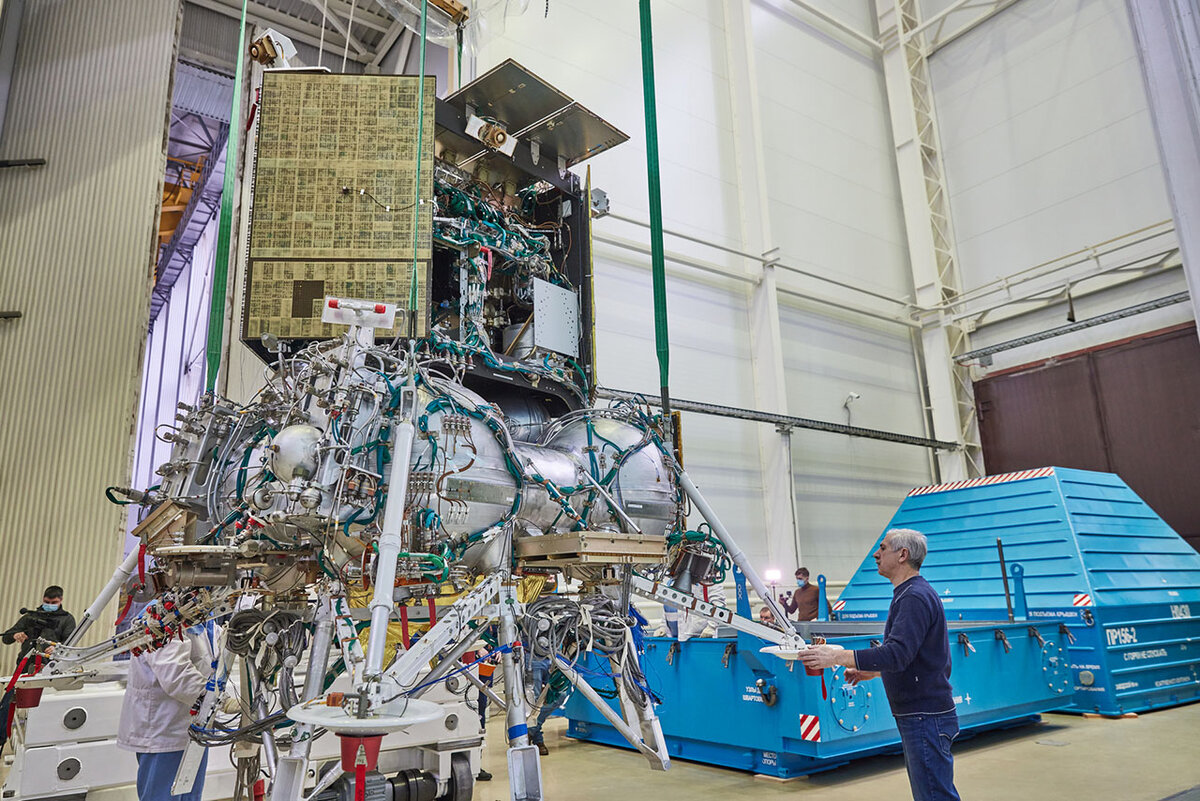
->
[895,709,961,801]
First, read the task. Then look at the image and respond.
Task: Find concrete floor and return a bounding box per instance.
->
[475,704,1200,800]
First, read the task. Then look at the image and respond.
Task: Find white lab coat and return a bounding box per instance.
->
[116,630,214,753]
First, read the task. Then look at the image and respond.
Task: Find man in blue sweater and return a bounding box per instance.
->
[799,529,960,801]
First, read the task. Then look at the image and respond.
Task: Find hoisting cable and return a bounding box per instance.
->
[638,0,673,429]
[205,0,250,391]
[406,0,430,339]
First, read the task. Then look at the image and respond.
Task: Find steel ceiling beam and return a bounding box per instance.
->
[369,18,409,68]
[154,123,231,321]
[312,0,394,34]
[305,0,369,56]
[779,0,881,52]
[188,0,375,64]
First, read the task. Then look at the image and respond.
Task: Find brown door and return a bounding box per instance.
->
[975,324,1200,552]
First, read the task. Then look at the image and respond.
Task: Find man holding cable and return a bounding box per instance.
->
[799,529,960,801]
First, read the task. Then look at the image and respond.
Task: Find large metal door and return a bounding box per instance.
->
[976,324,1200,552]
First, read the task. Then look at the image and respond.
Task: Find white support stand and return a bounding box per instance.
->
[497,582,543,801]
[271,594,336,801]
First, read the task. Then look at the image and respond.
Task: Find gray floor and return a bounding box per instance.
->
[476,704,1200,800]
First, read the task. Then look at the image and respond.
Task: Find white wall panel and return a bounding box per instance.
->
[0,0,181,653]
[929,0,1180,361]
[472,0,929,581]
[753,1,914,299]
[754,0,931,579]
[779,301,932,580]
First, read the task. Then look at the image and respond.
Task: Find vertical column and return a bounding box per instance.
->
[1126,0,1200,332]
[722,0,800,568]
[875,0,978,479]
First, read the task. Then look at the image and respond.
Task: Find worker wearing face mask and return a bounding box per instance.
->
[2,585,77,668]
[778,568,821,621]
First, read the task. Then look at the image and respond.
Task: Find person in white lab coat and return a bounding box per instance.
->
[117,625,215,801]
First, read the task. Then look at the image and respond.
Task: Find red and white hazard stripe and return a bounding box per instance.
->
[908,467,1055,496]
[1073,593,1093,607]
[832,600,846,611]
[799,714,821,742]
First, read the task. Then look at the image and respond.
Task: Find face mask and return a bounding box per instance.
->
[796,579,807,588]
[42,603,60,612]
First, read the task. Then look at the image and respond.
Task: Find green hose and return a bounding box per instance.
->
[638,0,673,421]
[205,0,249,392]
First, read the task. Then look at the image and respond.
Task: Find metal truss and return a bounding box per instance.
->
[955,292,1191,364]
[185,0,436,68]
[154,121,229,323]
[877,0,980,479]
[904,0,1026,56]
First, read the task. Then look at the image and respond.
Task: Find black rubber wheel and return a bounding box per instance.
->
[441,752,474,801]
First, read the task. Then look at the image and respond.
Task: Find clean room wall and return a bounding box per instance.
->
[0,0,182,653]
[753,1,932,581]
[475,0,931,580]
[927,0,1192,372]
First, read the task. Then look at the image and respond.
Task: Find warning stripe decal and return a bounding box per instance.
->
[832,600,846,611]
[799,714,821,742]
[1073,593,1093,607]
[908,467,1055,496]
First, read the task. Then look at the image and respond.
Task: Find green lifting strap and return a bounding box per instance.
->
[204,0,250,392]
[407,0,429,338]
[638,0,672,419]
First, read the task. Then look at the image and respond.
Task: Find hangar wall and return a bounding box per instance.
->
[927,0,1193,373]
[0,0,182,655]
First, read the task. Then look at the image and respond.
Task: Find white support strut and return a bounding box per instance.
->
[364,395,418,679]
[674,469,796,635]
[272,594,337,801]
[629,575,801,646]
[553,654,669,770]
[63,546,142,647]
[377,573,502,693]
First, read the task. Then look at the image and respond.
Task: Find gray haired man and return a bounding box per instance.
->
[800,529,959,800]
